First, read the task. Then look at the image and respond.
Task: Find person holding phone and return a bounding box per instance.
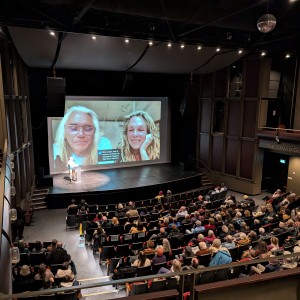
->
[53,105,111,168]
[119,110,160,162]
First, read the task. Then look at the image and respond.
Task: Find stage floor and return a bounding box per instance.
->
[49,163,199,195]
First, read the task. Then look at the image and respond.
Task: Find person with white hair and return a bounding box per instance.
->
[222,235,236,249]
[53,105,111,167]
[196,242,211,256]
[209,239,232,267]
[177,206,188,218]
[186,220,205,234]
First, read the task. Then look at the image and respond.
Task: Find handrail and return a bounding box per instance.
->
[195,158,211,173]
[0,139,8,256]
[1,252,299,299]
[258,127,300,132]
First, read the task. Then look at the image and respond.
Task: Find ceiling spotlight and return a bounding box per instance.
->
[49,30,55,36]
[180,44,185,49]
[216,47,221,52]
[148,41,153,46]
[232,65,236,69]
[261,51,267,56]
[290,0,298,2]
[92,35,96,40]
[285,53,291,59]
[257,14,276,33]
[125,38,129,43]
[238,50,243,54]
[167,42,172,47]
[197,46,202,50]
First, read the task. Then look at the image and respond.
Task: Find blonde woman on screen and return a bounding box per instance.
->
[53,105,111,168]
[119,110,160,162]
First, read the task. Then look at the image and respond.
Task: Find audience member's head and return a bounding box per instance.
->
[199,242,207,250]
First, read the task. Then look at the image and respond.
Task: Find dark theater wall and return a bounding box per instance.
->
[28,68,199,175]
[197,58,265,194]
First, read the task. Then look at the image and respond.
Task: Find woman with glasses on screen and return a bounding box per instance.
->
[53,106,111,169]
[119,110,160,162]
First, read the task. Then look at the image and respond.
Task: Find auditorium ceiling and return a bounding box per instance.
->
[0,0,299,74]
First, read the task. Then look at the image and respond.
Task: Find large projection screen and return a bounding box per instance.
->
[48,96,170,174]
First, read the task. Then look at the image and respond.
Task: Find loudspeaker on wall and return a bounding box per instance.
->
[47,77,65,117]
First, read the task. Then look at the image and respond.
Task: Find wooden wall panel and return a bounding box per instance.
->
[215,68,228,98]
[227,100,241,136]
[212,135,224,172]
[244,59,260,97]
[242,100,257,137]
[225,138,239,175]
[199,134,210,166]
[200,100,212,133]
[240,140,255,179]
[202,73,214,98]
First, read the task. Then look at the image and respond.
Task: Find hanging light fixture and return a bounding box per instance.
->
[257,0,276,33]
[257,14,276,33]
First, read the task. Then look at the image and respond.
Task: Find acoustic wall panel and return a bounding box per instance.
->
[227,100,241,136]
[244,59,260,97]
[212,135,224,172]
[200,100,212,133]
[215,68,228,98]
[199,134,210,167]
[240,140,255,179]
[202,73,214,98]
[225,138,239,175]
[242,100,258,138]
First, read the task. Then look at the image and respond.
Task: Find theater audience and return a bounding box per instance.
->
[177,206,188,218]
[196,242,211,256]
[204,230,216,244]
[222,235,236,249]
[144,240,156,255]
[151,247,166,266]
[31,241,47,253]
[55,261,75,280]
[34,263,55,289]
[209,239,232,267]
[46,241,70,265]
[15,185,300,293]
[131,251,151,267]
[67,199,78,215]
[129,221,146,234]
[186,220,205,234]
[46,239,57,252]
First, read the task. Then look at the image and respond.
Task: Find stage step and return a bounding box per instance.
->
[200,172,213,187]
[31,188,49,210]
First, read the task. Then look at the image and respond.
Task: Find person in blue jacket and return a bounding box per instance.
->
[209,238,232,267]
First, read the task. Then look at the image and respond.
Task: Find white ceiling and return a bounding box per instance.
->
[9,26,247,74]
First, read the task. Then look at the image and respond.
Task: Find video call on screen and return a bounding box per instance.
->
[47,96,170,174]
